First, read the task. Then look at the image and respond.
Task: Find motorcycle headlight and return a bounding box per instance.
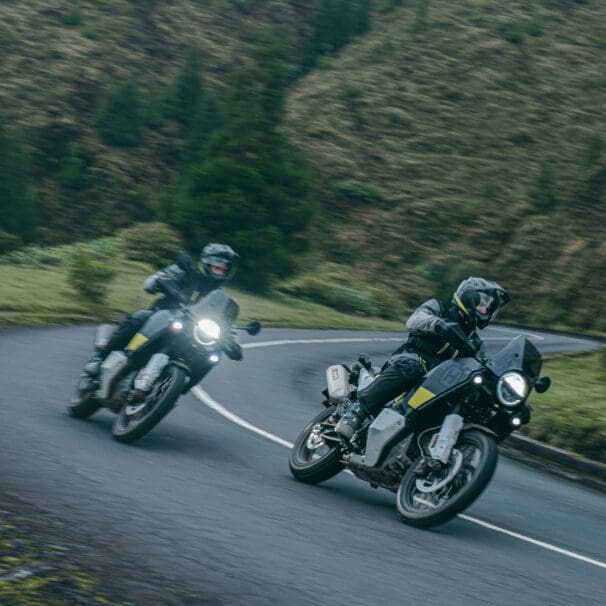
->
[194,319,221,346]
[496,372,528,407]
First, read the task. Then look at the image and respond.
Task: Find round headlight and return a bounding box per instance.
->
[496,372,528,407]
[194,319,221,345]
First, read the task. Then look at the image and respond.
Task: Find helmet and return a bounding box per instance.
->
[452,277,510,330]
[198,243,239,284]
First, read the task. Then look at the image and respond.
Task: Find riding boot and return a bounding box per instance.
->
[335,400,369,440]
[83,355,104,377]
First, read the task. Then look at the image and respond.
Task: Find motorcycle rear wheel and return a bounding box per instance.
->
[289,407,343,484]
[396,430,497,528]
[67,374,101,419]
[112,365,186,444]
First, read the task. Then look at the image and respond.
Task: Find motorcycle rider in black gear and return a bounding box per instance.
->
[84,243,240,376]
[335,277,511,440]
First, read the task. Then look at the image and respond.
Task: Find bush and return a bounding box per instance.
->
[118,222,183,268]
[501,21,525,45]
[278,263,404,319]
[62,4,82,26]
[334,179,384,204]
[0,238,118,267]
[0,244,63,266]
[0,230,23,254]
[67,247,117,305]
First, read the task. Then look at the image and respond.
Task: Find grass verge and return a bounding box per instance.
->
[525,351,606,463]
[0,263,404,331]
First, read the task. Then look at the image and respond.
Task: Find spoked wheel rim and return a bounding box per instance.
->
[295,421,338,466]
[289,407,344,484]
[406,443,481,513]
[397,430,497,527]
[115,372,173,432]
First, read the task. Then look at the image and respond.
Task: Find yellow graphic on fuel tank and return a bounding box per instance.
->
[126,333,149,351]
[407,386,436,409]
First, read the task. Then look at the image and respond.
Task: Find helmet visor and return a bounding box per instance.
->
[476,293,495,315]
[475,292,499,327]
[200,254,236,281]
[208,260,229,277]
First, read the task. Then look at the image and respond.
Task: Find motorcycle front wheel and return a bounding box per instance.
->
[112,365,186,444]
[289,407,343,484]
[396,430,497,528]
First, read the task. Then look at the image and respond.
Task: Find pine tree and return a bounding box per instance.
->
[0,120,37,243]
[173,32,314,292]
[96,79,144,147]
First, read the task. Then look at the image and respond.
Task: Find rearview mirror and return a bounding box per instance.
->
[245,321,261,336]
[535,376,551,393]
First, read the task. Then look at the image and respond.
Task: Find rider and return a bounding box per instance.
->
[335,277,511,440]
[85,243,240,376]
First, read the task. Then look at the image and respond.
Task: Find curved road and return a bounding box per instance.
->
[1,325,604,605]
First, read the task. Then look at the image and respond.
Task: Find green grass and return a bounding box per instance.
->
[286,0,606,332]
[526,351,606,462]
[0,262,403,331]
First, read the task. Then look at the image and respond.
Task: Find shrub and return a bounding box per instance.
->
[67,247,117,304]
[0,244,62,266]
[62,4,82,27]
[0,230,23,254]
[118,222,184,268]
[278,263,404,319]
[334,179,384,204]
[501,21,525,45]
[0,239,119,267]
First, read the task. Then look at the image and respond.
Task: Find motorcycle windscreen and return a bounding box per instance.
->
[189,289,239,327]
[404,357,482,410]
[490,336,542,383]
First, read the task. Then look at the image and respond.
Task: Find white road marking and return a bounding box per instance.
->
[193,336,606,571]
[457,514,606,570]
[243,337,402,349]
[489,325,544,340]
[194,386,292,449]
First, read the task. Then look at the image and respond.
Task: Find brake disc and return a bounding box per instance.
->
[415,449,464,493]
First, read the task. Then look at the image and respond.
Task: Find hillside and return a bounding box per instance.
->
[1,1,605,331]
[286,0,606,330]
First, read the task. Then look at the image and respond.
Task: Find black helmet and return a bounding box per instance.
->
[452,277,510,330]
[198,243,239,284]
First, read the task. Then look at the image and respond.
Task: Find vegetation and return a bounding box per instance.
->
[526,351,606,463]
[0,1,604,327]
[0,508,105,605]
[0,3,602,386]
[286,0,606,333]
[0,239,402,330]
[67,245,118,305]
[118,222,184,268]
[160,34,315,292]
[278,262,404,319]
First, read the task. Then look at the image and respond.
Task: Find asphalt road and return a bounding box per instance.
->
[0,324,604,605]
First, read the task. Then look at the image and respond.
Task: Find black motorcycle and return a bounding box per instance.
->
[68,289,261,443]
[289,326,551,528]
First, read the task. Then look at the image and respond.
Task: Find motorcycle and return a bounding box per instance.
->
[68,289,261,443]
[289,325,551,528]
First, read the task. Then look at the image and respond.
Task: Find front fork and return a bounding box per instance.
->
[427,413,464,465]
